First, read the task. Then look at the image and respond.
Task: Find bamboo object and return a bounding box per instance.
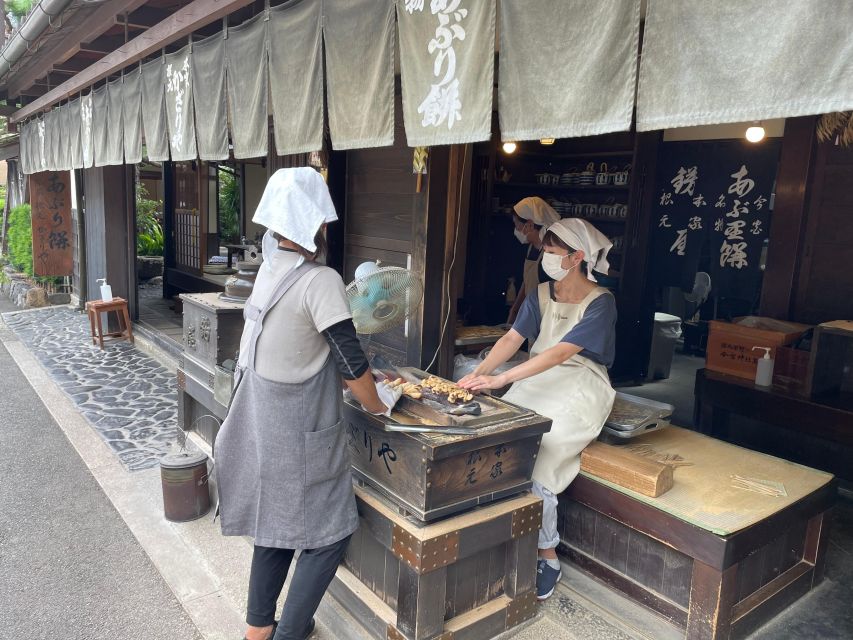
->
[581,441,674,498]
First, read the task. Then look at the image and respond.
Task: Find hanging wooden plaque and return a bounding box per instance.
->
[29,171,73,277]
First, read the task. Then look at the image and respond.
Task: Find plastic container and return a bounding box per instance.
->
[753,346,774,387]
[646,313,682,381]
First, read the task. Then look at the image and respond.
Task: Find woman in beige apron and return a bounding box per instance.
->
[460,218,616,601]
[215,168,400,640]
[508,197,561,323]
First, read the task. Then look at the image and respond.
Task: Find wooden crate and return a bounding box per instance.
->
[330,484,542,640]
[706,318,810,380]
[559,475,835,639]
[343,401,551,522]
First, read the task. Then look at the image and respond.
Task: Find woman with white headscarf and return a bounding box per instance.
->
[507,197,561,323]
[459,218,616,602]
[215,168,400,640]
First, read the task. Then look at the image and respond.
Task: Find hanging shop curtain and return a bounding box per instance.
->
[81,91,95,168]
[637,0,853,130]
[268,2,323,156]
[92,86,109,167]
[19,121,31,175]
[226,13,268,159]
[36,116,47,173]
[102,78,125,166]
[164,44,197,162]
[57,103,72,171]
[69,98,83,170]
[122,69,143,165]
[323,0,394,150]
[141,59,171,162]
[192,32,229,161]
[43,108,57,171]
[397,0,495,146]
[499,0,639,141]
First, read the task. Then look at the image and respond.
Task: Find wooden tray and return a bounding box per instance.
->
[394,368,531,428]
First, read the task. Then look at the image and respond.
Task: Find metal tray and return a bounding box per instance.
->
[605,392,674,432]
[598,420,670,444]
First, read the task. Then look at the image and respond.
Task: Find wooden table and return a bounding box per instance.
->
[694,368,853,479]
[560,472,835,639]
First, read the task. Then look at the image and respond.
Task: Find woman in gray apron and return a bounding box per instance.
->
[507,197,560,323]
[460,218,616,601]
[215,168,400,640]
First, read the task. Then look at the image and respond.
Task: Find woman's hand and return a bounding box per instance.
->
[458,373,509,392]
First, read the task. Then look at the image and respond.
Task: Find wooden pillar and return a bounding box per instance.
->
[759,116,817,319]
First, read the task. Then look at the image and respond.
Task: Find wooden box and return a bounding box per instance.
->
[179,293,245,369]
[342,401,551,522]
[559,475,835,640]
[807,321,853,410]
[330,484,542,640]
[706,318,810,380]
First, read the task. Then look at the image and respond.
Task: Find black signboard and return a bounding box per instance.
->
[650,140,781,300]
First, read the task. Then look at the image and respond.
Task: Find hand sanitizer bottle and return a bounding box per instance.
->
[96,278,113,302]
[752,346,774,387]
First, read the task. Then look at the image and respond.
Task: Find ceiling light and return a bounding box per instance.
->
[502,141,517,154]
[540,138,555,146]
[745,123,765,143]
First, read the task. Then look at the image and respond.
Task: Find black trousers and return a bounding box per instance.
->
[246,535,351,640]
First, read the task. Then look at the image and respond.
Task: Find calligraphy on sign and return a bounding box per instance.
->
[29,172,73,277]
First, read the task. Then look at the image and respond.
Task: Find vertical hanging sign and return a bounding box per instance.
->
[30,171,73,276]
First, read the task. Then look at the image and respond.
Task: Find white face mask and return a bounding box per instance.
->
[541,252,575,281]
[513,228,529,244]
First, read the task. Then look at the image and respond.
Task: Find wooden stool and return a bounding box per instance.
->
[86,297,134,349]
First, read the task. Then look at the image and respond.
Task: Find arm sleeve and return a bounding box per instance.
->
[303,268,354,333]
[561,294,617,366]
[512,292,541,343]
[322,319,370,380]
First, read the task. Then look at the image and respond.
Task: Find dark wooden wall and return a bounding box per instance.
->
[344,93,450,370]
[760,117,853,325]
[82,165,136,314]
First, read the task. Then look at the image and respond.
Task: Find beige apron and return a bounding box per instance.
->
[522,246,542,300]
[502,282,616,494]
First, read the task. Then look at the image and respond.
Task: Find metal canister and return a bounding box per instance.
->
[160,450,211,522]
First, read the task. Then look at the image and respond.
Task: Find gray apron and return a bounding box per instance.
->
[214,262,359,549]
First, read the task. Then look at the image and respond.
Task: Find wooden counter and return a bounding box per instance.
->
[558,428,836,639]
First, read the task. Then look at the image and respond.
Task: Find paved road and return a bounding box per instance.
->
[0,304,203,639]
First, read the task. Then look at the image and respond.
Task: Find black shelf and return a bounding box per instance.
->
[494,182,631,192]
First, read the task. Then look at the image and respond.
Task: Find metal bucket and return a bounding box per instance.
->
[160,450,211,522]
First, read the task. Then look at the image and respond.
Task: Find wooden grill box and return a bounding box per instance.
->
[179,293,244,370]
[706,318,810,381]
[342,399,551,522]
[330,484,542,640]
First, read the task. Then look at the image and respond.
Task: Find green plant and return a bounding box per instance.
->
[136,182,164,256]
[7,203,32,275]
[6,0,34,19]
[218,168,240,244]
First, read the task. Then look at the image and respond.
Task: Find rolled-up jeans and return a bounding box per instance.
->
[247,534,352,640]
[532,481,560,549]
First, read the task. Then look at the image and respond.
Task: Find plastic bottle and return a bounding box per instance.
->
[752,346,774,387]
[96,278,113,302]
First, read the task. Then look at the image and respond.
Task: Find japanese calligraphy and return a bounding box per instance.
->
[660,191,673,206]
[670,229,688,256]
[28,172,73,276]
[693,195,707,207]
[720,241,749,269]
[467,451,482,465]
[715,195,727,208]
[166,54,191,152]
[465,468,477,485]
[378,443,397,474]
[670,166,698,195]
[714,218,724,232]
[659,215,672,228]
[726,199,749,219]
[688,216,703,231]
[750,220,763,235]
[494,444,507,458]
[489,462,503,479]
[753,195,768,210]
[81,94,93,167]
[728,165,755,197]
[414,0,468,130]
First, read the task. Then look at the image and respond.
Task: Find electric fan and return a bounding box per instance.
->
[346,261,424,335]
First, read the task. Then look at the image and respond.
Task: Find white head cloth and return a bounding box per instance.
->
[546,218,613,283]
[253,167,338,271]
[513,197,560,227]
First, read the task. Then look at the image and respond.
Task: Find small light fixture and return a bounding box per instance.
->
[540,138,555,146]
[745,122,765,143]
[502,141,518,154]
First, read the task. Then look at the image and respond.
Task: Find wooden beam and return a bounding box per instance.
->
[12,0,256,123]
[5,0,150,100]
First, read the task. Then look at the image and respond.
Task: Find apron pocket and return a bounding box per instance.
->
[304,421,348,486]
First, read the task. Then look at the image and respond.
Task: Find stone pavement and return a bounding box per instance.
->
[2,306,182,471]
[0,313,203,640]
